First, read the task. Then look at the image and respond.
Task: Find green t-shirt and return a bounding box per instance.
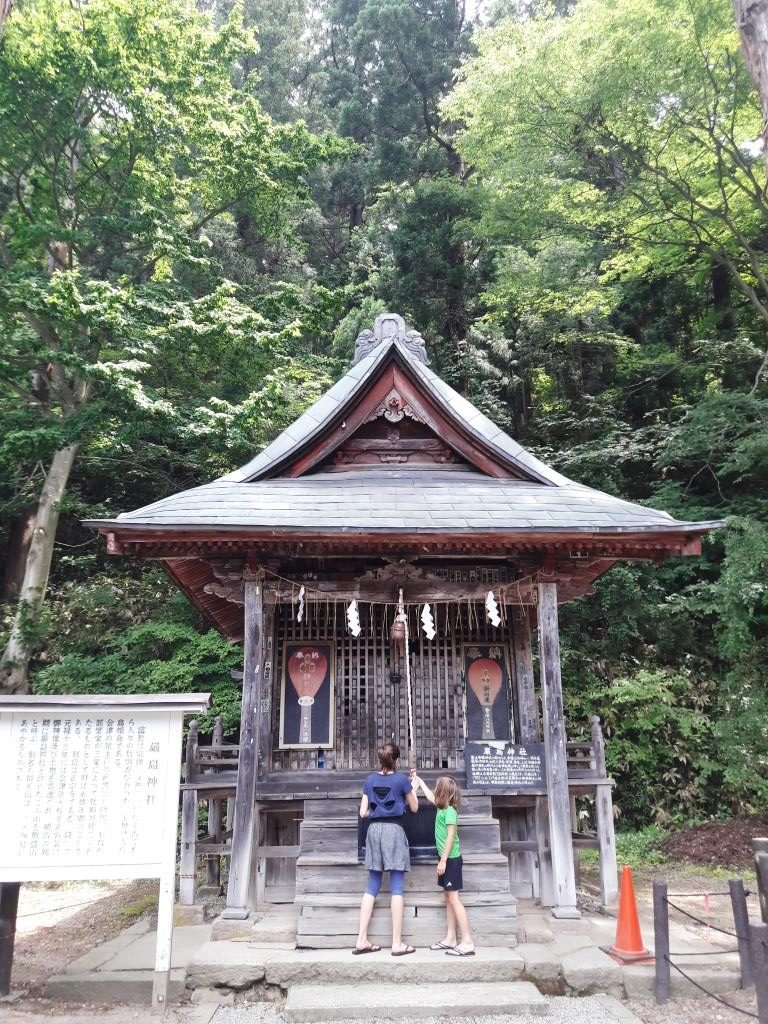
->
[435,805,461,858]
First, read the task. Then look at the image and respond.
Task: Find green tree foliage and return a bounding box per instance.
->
[2,0,767,820]
[446,0,768,821]
[0,0,340,690]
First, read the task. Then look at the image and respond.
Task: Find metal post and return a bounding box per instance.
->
[729,878,754,989]
[750,922,768,1024]
[653,882,670,1005]
[0,883,21,997]
[754,838,768,925]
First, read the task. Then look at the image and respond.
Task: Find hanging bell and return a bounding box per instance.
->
[390,614,407,655]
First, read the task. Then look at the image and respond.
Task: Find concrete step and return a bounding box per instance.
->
[187,942,526,990]
[284,980,548,1022]
[43,968,187,1003]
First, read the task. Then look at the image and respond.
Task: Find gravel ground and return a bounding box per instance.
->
[211,1000,638,1024]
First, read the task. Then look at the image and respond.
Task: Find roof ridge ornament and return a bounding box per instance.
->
[352,312,430,365]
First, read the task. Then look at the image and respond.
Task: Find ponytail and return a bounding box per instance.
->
[378,742,400,771]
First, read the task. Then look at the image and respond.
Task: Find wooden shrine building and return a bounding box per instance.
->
[86,312,720,944]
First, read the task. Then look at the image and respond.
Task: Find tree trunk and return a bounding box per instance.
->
[0,0,13,36]
[0,444,79,694]
[733,0,768,178]
[0,506,36,601]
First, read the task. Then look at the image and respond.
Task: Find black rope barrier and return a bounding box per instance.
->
[666,898,742,937]
[17,892,124,918]
[668,891,751,898]
[668,947,740,956]
[665,956,758,1019]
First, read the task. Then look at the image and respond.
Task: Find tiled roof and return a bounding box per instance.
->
[98,470,721,535]
[221,339,567,486]
[85,318,722,539]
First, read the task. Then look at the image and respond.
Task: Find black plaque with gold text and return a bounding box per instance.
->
[465,741,547,790]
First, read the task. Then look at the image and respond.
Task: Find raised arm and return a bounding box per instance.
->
[414,777,436,805]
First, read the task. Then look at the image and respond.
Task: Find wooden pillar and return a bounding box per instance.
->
[0,883,21,997]
[537,581,580,918]
[511,608,539,743]
[512,608,541,898]
[258,601,275,777]
[754,837,768,924]
[223,574,264,919]
[203,717,224,894]
[179,720,199,906]
[591,715,618,910]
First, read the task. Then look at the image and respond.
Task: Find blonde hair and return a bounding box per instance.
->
[433,775,461,810]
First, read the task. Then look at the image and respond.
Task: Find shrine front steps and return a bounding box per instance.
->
[186,943,529,991]
[283,980,549,1022]
[295,889,517,949]
[294,852,515,948]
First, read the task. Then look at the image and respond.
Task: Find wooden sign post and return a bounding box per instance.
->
[0,693,209,1011]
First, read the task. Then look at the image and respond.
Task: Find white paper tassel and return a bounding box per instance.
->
[486,590,501,627]
[297,585,305,623]
[346,598,361,637]
[421,603,436,640]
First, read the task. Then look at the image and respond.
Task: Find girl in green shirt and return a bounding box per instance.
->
[412,774,475,956]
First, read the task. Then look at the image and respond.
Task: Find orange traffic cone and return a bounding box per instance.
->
[601,866,653,964]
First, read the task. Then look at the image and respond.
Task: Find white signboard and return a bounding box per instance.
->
[0,694,209,1009]
[0,710,179,880]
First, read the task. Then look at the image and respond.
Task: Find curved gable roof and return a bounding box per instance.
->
[221,338,568,486]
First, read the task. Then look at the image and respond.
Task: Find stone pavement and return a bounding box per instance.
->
[37,896,745,1016]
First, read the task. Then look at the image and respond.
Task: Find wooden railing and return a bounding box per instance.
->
[179,718,238,904]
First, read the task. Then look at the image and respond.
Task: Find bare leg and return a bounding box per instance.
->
[356,892,376,950]
[442,890,458,945]
[447,891,474,951]
[391,894,407,952]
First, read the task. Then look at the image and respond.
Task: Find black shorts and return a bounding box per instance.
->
[438,855,463,891]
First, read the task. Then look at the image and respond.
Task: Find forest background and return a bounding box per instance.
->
[1,0,767,829]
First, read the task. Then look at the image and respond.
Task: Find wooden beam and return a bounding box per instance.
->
[591,715,618,910]
[258,599,275,777]
[538,581,580,919]
[0,883,20,997]
[223,576,264,919]
[511,608,539,743]
[179,720,199,906]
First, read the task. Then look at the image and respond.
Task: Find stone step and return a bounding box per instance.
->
[284,981,548,1022]
[187,942,526,990]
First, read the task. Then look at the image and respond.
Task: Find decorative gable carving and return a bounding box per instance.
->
[352,312,430,365]
[365,387,423,424]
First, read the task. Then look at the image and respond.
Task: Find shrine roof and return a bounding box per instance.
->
[88,469,720,536]
[219,335,568,487]
[84,312,723,546]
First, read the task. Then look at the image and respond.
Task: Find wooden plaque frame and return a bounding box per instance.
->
[278,640,335,749]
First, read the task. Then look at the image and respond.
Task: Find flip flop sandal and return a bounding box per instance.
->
[445,947,476,956]
[429,941,455,950]
[352,944,382,955]
[391,945,416,956]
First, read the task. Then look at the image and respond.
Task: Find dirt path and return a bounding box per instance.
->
[9,878,157,997]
